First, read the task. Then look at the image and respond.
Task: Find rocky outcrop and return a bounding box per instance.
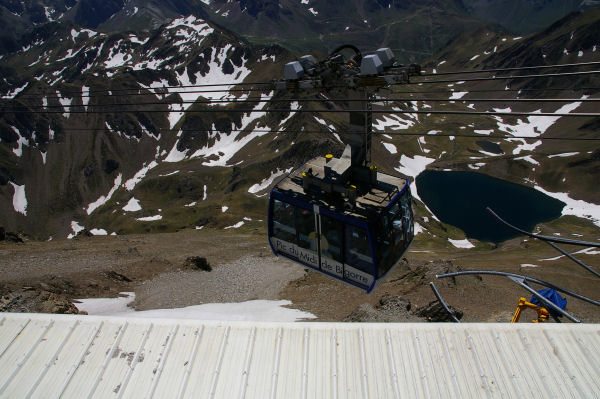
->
[1,289,82,314]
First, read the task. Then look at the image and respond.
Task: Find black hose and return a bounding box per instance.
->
[436,270,600,307]
[486,207,600,248]
[428,282,461,323]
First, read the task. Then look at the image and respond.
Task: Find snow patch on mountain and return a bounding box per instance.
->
[124,161,158,190]
[474,129,493,135]
[279,101,300,126]
[494,101,584,155]
[574,247,600,256]
[548,152,579,158]
[259,54,276,62]
[128,34,148,45]
[86,174,123,215]
[190,93,271,166]
[167,16,214,39]
[164,139,189,162]
[165,46,252,128]
[314,116,335,131]
[81,86,90,110]
[137,215,162,221]
[395,155,435,201]
[248,168,292,194]
[192,125,269,167]
[495,100,584,138]
[534,186,600,228]
[512,140,542,155]
[373,114,415,131]
[104,41,132,69]
[382,142,397,154]
[56,46,85,62]
[225,221,244,229]
[123,197,142,212]
[10,182,27,216]
[2,82,29,99]
[57,94,72,118]
[71,28,97,42]
[67,221,85,239]
[10,127,29,157]
[448,238,474,249]
[450,91,468,99]
[515,155,539,165]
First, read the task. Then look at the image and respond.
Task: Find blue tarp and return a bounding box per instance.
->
[530,288,567,317]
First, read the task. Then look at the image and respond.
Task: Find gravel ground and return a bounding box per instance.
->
[133,254,306,310]
[0,230,308,315]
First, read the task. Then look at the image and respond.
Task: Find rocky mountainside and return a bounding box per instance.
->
[0,0,210,40]
[201,0,479,62]
[461,0,588,34]
[1,1,592,60]
[0,6,599,243]
[0,15,306,238]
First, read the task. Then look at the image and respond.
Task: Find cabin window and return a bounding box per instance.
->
[272,199,296,243]
[345,225,373,274]
[320,215,343,262]
[296,207,316,250]
[376,212,394,277]
[400,190,414,239]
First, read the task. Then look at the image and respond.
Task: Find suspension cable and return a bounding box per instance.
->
[420,61,600,77]
[4,96,598,110]
[4,107,597,117]
[24,127,600,142]
[409,70,600,85]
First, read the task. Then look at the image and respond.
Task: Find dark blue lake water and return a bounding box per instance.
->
[415,170,566,243]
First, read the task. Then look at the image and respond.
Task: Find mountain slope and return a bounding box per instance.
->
[1,8,599,243]
[202,0,482,62]
[0,15,303,238]
[462,0,587,34]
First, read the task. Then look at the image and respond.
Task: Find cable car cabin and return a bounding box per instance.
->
[268,155,414,292]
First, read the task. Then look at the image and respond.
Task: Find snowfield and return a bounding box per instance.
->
[534,185,600,228]
[75,292,316,322]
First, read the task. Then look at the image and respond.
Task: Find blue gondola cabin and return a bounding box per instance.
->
[268,154,414,292]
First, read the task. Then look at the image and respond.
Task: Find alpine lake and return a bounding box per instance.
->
[415,170,566,243]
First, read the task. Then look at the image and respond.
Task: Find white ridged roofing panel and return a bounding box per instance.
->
[0,313,599,398]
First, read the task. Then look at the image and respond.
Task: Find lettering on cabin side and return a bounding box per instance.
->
[344,265,374,286]
[274,237,374,286]
[321,257,343,277]
[272,238,318,267]
[298,247,318,267]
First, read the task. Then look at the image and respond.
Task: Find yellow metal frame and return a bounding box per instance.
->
[511,297,549,323]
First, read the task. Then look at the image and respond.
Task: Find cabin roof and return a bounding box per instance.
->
[275,156,408,220]
[0,312,598,398]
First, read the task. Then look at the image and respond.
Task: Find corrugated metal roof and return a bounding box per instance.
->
[0,313,598,398]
